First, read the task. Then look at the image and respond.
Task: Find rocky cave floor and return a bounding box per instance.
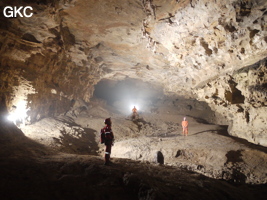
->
[1,99,267,200]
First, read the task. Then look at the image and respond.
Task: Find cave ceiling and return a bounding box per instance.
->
[54,0,267,96]
[1,0,266,97]
[0,0,267,146]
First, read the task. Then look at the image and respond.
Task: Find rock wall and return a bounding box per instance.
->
[140,0,267,146]
[195,58,267,146]
[0,0,102,123]
[142,0,267,94]
[0,0,266,146]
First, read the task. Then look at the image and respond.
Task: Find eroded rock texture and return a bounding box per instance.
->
[0,0,101,122]
[0,0,266,145]
[195,59,267,146]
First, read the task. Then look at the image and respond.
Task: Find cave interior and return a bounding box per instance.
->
[0,0,267,199]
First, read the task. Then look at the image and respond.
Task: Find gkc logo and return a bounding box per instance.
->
[3,6,33,18]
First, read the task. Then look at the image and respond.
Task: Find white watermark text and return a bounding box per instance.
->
[3,6,33,18]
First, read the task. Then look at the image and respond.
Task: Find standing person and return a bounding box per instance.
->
[181,117,188,136]
[100,118,114,165]
[132,106,138,120]
[132,106,137,114]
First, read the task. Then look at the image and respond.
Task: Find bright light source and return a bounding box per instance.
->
[7,113,16,122]
[7,100,29,125]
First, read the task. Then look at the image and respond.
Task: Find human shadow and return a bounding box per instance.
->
[155,151,164,165]
[53,126,98,155]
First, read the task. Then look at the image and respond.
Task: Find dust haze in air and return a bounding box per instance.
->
[93,78,164,115]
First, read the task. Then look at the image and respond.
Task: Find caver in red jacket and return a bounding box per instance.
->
[100,118,114,165]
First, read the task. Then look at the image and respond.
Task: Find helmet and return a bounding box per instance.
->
[104,118,111,125]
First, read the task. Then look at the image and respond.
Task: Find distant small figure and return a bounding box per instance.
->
[181,117,188,136]
[100,118,114,165]
[132,106,137,114]
[131,106,138,120]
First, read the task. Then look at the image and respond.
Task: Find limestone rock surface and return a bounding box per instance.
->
[0,0,266,146]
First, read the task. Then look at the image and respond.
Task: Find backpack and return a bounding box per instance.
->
[100,128,105,144]
[100,126,113,145]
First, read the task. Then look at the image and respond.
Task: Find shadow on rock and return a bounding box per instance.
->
[53,127,98,155]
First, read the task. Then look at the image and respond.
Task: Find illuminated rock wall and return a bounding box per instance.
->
[195,58,267,146]
[0,0,101,122]
[0,0,266,145]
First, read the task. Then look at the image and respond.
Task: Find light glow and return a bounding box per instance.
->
[7,100,29,125]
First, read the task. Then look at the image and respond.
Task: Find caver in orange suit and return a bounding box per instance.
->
[182,117,188,136]
[132,106,138,120]
[132,106,137,114]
